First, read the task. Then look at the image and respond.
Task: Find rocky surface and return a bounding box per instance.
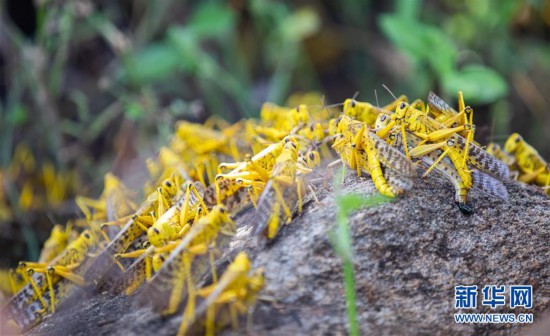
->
[30,172,550,335]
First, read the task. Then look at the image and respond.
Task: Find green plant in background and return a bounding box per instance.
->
[379,0,508,104]
[440,0,550,149]
[329,169,392,336]
[0,0,322,262]
[2,0,550,265]
[122,1,320,118]
[0,0,321,185]
[379,0,550,151]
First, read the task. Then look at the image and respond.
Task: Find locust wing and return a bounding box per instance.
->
[139,211,235,312]
[454,135,510,180]
[365,132,417,179]
[471,170,509,200]
[428,91,457,118]
[412,112,510,180]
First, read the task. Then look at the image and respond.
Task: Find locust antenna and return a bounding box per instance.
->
[489,118,496,143]
[382,84,397,100]
[307,94,327,110]
[325,102,344,108]
[314,94,327,123]
[326,91,361,110]
[47,213,57,226]
[374,89,380,107]
[320,94,327,112]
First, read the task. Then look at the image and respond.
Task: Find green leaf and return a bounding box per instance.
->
[379,14,428,65]
[7,104,28,126]
[395,0,421,20]
[424,27,456,76]
[443,14,476,44]
[337,194,370,215]
[442,65,508,104]
[337,193,392,216]
[279,7,321,42]
[124,100,144,121]
[187,3,236,39]
[167,27,200,72]
[124,43,180,85]
[379,14,456,76]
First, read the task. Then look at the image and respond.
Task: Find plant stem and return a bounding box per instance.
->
[343,258,360,336]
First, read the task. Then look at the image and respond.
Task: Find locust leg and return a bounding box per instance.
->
[28,265,85,314]
[266,202,281,239]
[115,245,152,260]
[190,183,209,215]
[409,98,426,112]
[75,196,105,221]
[177,253,199,336]
[399,119,410,159]
[271,179,293,219]
[460,123,474,168]
[410,140,472,188]
[156,188,171,217]
[351,126,366,176]
[519,166,546,184]
[365,135,395,197]
[22,269,48,312]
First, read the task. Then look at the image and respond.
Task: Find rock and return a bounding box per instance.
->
[30,171,550,335]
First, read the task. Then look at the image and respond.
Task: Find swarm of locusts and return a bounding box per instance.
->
[1,90,549,335]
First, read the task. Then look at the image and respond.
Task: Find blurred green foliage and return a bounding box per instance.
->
[378,0,550,146]
[1,0,550,233]
[380,1,509,104]
[0,0,549,297]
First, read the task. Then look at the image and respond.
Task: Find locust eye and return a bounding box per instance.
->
[165,181,172,187]
[219,207,226,214]
[83,232,91,239]
[515,136,520,143]
[351,100,356,108]
[159,255,165,262]
[153,228,160,234]
[309,153,315,160]
[380,115,386,121]
[399,102,406,109]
